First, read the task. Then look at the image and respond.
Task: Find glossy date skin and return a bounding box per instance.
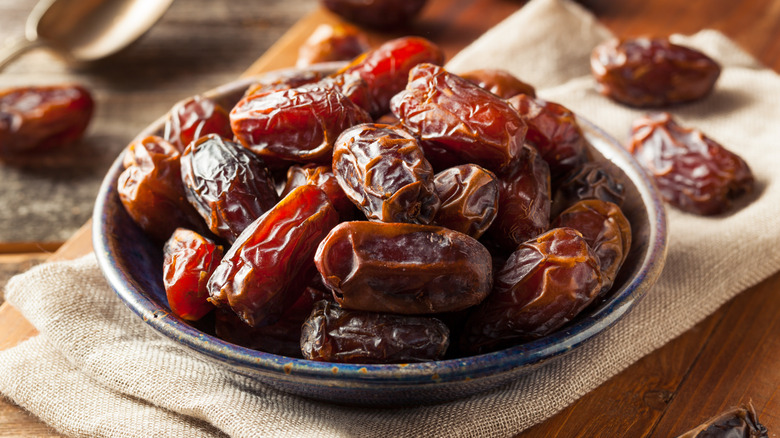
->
[487,144,552,250]
[628,113,754,215]
[461,227,602,354]
[281,164,355,219]
[507,94,588,180]
[332,123,440,224]
[315,221,492,314]
[118,136,205,242]
[163,96,232,152]
[591,37,721,107]
[391,63,527,172]
[300,300,449,363]
[215,286,331,357]
[433,164,499,239]
[335,37,445,117]
[459,68,536,99]
[180,134,278,242]
[208,185,340,327]
[552,161,625,217]
[230,82,371,167]
[163,228,223,321]
[321,0,428,30]
[296,23,370,67]
[552,199,631,293]
[0,84,94,156]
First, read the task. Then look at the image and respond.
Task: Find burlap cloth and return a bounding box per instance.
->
[2,0,780,436]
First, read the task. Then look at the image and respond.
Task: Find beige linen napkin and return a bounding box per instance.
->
[3,0,780,436]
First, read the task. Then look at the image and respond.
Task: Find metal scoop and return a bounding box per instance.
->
[0,0,174,71]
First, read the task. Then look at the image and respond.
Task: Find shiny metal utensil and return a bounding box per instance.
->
[0,0,174,71]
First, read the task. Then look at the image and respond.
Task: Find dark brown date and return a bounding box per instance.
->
[316,221,492,314]
[487,144,552,250]
[552,161,625,217]
[0,84,93,156]
[433,164,499,239]
[552,199,631,293]
[507,94,588,180]
[675,405,768,438]
[163,228,223,321]
[391,63,527,172]
[296,23,370,67]
[215,286,331,357]
[230,82,371,166]
[459,68,536,99]
[180,134,278,242]
[628,112,754,215]
[208,185,340,327]
[335,37,445,117]
[281,164,355,219]
[461,227,602,354]
[332,123,440,224]
[300,300,449,363]
[320,0,428,30]
[591,37,721,107]
[163,96,232,152]
[117,136,205,242]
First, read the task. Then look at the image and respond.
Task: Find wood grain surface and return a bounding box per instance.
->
[2,0,780,437]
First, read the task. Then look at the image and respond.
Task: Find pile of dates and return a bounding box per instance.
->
[118,36,633,363]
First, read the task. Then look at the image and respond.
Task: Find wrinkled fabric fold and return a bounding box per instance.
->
[3,0,780,436]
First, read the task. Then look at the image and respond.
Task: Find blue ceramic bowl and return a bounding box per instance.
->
[93,68,668,406]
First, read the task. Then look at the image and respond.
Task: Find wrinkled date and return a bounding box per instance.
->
[208,185,340,327]
[391,63,527,172]
[335,37,445,117]
[552,161,625,217]
[507,94,588,180]
[300,300,449,363]
[462,228,602,354]
[118,136,205,241]
[321,0,428,30]
[487,144,552,250]
[180,134,278,242]
[281,164,355,219]
[460,68,536,99]
[315,221,492,314]
[433,164,499,239]
[0,84,94,156]
[231,82,371,167]
[243,70,325,99]
[163,228,223,321]
[591,37,721,107]
[163,96,232,152]
[296,23,370,67]
[552,199,631,293]
[215,286,331,357]
[628,113,754,215]
[332,123,440,224]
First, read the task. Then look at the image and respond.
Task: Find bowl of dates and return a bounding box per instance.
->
[93,39,667,406]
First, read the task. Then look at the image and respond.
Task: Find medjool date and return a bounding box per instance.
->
[332,123,439,224]
[432,164,499,239]
[163,228,223,321]
[320,0,428,30]
[300,301,449,363]
[163,96,232,152]
[281,164,355,219]
[591,37,721,107]
[391,63,527,172]
[296,23,370,67]
[460,68,536,99]
[315,221,492,314]
[0,84,93,156]
[552,161,625,217]
[461,227,602,354]
[628,112,754,215]
[208,185,339,327]
[180,134,278,242]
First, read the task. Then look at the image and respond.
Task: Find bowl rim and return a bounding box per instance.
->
[92,70,668,388]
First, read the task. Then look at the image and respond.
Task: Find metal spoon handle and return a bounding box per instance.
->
[0,37,44,72]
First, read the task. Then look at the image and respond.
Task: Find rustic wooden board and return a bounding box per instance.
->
[3,0,780,436]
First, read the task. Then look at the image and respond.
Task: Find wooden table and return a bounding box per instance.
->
[2,0,779,436]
